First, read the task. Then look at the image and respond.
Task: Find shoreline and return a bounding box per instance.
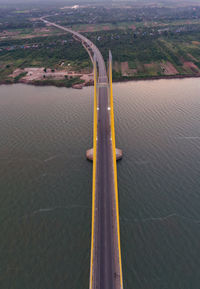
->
[112,73,200,83]
[1,73,200,88]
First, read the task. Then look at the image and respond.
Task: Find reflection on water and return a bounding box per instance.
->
[0,79,200,289]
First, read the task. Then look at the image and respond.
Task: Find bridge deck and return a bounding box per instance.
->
[91,57,123,289]
[41,17,123,289]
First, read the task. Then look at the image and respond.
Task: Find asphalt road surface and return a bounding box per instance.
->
[41,17,120,289]
[96,85,116,289]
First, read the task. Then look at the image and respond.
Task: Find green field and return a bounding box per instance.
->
[1,2,200,86]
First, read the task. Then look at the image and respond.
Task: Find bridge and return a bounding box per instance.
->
[41,17,123,289]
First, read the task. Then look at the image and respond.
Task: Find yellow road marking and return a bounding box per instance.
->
[109,59,124,289]
[89,61,98,289]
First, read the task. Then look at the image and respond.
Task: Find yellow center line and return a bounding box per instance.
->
[89,61,98,289]
[109,60,124,289]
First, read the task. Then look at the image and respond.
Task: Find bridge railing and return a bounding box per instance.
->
[89,59,98,289]
[109,51,124,289]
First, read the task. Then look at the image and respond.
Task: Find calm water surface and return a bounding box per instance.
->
[0,78,200,289]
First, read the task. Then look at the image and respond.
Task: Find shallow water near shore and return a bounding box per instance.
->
[0,78,200,289]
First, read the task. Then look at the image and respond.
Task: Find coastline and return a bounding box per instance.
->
[1,73,200,88]
[112,73,200,83]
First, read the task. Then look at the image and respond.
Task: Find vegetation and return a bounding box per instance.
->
[32,77,85,88]
[0,1,200,87]
[14,72,27,82]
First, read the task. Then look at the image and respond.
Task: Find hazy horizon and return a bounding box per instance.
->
[0,0,199,3]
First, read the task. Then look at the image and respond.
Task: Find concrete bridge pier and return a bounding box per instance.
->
[86,148,122,161]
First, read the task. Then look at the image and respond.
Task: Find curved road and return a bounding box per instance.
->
[41,17,123,289]
[40,18,107,83]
